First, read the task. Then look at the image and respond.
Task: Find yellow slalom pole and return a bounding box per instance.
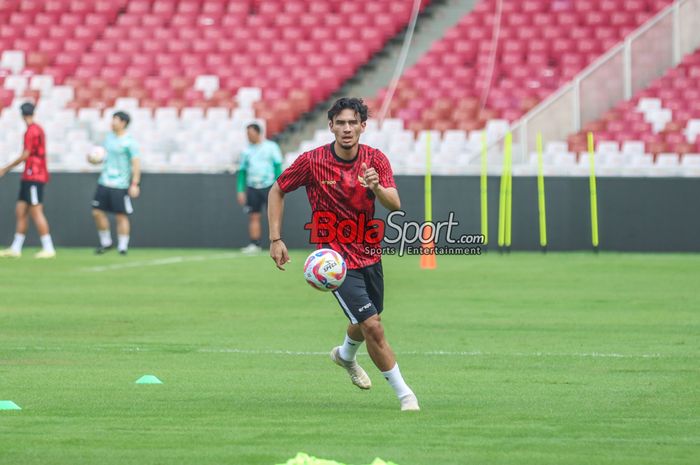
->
[504,132,513,250]
[421,131,436,269]
[480,132,488,246]
[497,134,507,250]
[536,133,547,251]
[587,132,599,251]
[425,131,432,223]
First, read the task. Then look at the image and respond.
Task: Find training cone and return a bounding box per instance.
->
[0,400,21,410]
[420,225,437,269]
[135,375,163,384]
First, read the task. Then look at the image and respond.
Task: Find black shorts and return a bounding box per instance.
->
[332,261,384,324]
[18,181,45,206]
[92,184,134,215]
[244,186,271,214]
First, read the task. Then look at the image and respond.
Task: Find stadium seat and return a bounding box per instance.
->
[370,0,673,135]
[560,47,700,170]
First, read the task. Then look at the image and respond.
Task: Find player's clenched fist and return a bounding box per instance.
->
[361,162,379,191]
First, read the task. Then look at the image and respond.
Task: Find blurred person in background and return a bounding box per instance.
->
[0,102,56,259]
[91,111,141,256]
[237,123,282,253]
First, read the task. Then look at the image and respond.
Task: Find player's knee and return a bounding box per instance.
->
[28,206,43,218]
[91,208,102,219]
[360,317,385,343]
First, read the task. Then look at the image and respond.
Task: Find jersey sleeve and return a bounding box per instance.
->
[276,152,311,193]
[373,150,396,189]
[127,138,141,159]
[238,149,248,170]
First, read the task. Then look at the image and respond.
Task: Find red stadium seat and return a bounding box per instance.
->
[17,0,676,140]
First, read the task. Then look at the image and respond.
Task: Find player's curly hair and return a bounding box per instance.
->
[327,97,369,123]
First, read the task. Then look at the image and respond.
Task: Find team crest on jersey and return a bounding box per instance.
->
[321,180,336,185]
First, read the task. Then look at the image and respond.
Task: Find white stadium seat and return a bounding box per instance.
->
[236,87,262,108]
[636,98,661,112]
[0,50,24,74]
[4,75,28,94]
[29,75,54,94]
[681,154,700,177]
[193,75,220,99]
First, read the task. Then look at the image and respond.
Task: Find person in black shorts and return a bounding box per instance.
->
[0,102,56,259]
[267,98,419,411]
[90,111,141,255]
[236,123,283,254]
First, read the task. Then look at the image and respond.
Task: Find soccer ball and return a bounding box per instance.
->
[87,146,106,165]
[303,248,347,292]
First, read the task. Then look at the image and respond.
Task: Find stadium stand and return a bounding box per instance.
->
[366,0,674,133]
[0,0,426,172]
[1,0,698,177]
[566,49,700,162]
[288,0,700,177]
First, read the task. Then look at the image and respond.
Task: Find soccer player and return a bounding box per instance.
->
[0,102,56,259]
[91,111,141,255]
[268,98,420,411]
[237,123,282,253]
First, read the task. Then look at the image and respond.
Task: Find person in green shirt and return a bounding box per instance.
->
[237,123,282,253]
[90,111,141,256]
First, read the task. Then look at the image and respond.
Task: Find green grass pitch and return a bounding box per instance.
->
[1,249,698,465]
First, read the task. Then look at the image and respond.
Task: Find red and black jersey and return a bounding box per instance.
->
[277,143,396,270]
[21,123,49,183]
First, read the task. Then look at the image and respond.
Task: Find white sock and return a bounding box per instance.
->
[382,363,414,399]
[98,230,112,248]
[339,334,362,361]
[118,235,129,252]
[10,233,25,253]
[40,234,55,253]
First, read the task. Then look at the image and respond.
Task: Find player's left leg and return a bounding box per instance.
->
[15,201,28,236]
[113,187,133,255]
[343,323,365,360]
[0,201,28,258]
[360,262,419,410]
[330,322,372,389]
[248,212,262,246]
[242,187,263,253]
[360,315,419,411]
[93,184,114,254]
[29,203,56,258]
[92,208,113,253]
[115,214,130,255]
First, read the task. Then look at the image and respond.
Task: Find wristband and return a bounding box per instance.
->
[270,238,282,243]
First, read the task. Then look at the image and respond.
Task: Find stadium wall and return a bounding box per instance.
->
[0,173,698,252]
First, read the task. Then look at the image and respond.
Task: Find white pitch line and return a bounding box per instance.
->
[199,348,665,359]
[5,345,667,359]
[81,252,253,272]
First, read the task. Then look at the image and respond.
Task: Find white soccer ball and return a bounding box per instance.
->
[303,248,347,292]
[87,146,106,165]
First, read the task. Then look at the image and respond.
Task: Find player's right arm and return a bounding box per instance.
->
[267,152,312,271]
[268,182,289,270]
[237,151,248,206]
[0,150,29,177]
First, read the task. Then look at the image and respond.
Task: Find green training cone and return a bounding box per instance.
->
[0,401,21,410]
[135,375,163,384]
